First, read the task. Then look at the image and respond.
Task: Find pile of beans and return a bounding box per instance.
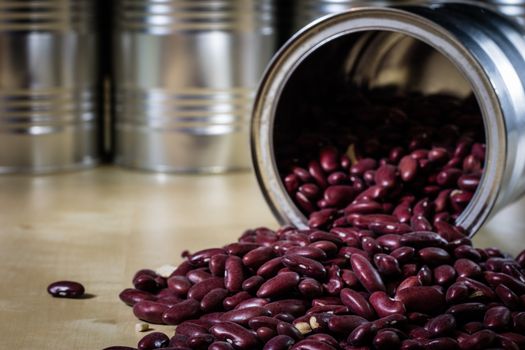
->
[104,94,525,350]
[108,224,525,350]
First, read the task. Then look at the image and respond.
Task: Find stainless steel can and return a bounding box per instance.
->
[0,0,99,173]
[252,2,525,235]
[114,0,277,173]
[485,0,525,25]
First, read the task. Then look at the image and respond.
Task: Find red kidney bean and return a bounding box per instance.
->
[345,200,384,215]
[418,247,451,265]
[516,250,525,268]
[425,314,456,337]
[289,246,328,261]
[373,329,401,350]
[257,272,300,299]
[187,277,224,301]
[298,278,323,299]
[397,276,422,292]
[327,315,367,333]
[401,231,448,248]
[434,188,451,213]
[348,322,377,346]
[235,298,269,310]
[390,246,416,264]
[209,254,228,276]
[162,298,200,325]
[434,265,456,286]
[373,254,401,276]
[188,333,214,348]
[410,215,433,232]
[276,321,303,341]
[186,268,211,284]
[495,284,521,310]
[361,237,383,256]
[249,316,280,330]
[257,257,284,279]
[417,265,433,285]
[454,245,482,261]
[350,254,386,293]
[445,282,470,304]
[225,242,261,256]
[309,160,328,189]
[454,259,482,278]
[119,288,156,306]
[483,306,511,330]
[402,263,418,277]
[200,288,228,312]
[323,185,355,207]
[224,256,244,292]
[399,155,418,182]
[47,280,85,298]
[340,288,376,320]
[374,164,397,188]
[210,321,260,349]
[221,307,271,326]
[222,291,251,310]
[133,300,170,324]
[242,247,275,268]
[446,303,487,323]
[285,174,300,193]
[309,240,338,257]
[299,183,321,200]
[396,286,445,314]
[138,332,169,350]
[264,299,306,317]
[513,312,525,332]
[370,291,406,317]
[175,321,209,338]
[295,192,316,214]
[393,201,413,223]
[282,254,327,279]
[263,335,295,350]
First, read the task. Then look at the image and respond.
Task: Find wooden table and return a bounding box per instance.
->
[0,166,523,349]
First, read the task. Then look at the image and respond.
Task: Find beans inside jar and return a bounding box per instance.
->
[277,91,484,232]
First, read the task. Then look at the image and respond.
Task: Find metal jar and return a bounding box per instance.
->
[0,0,99,173]
[251,2,525,235]
[114,0,277,173]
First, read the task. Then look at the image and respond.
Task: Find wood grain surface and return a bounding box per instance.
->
[0,166,523,349]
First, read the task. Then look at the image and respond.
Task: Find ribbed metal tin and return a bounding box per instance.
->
[114,0,277,173]
[0,0,99,174]
[485,0,525,25]
[252,3,525,235]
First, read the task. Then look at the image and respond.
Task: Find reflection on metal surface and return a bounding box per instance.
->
[114,0,277,173]
[0,0,99,173]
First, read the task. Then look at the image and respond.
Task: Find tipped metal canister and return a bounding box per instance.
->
[114,0,277,173]
[0,0,99,173]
